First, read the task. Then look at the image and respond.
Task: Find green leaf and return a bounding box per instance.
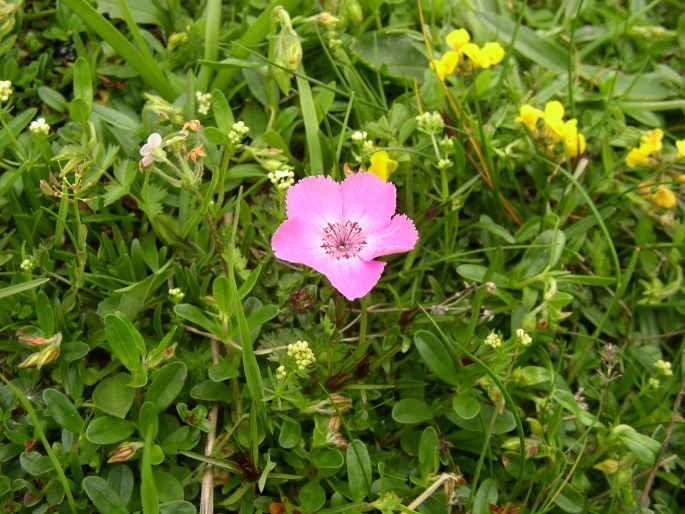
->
[173,304,221,336]
[86,417,136,444]
[82,476,128,514]
[418,426,439,479]
[414,331,458,386]
[37,86,68,112]
[298,482,326,511]
[0,277,50,300]
[93,373,135,418]
[211,89,234,133]
[515,229,566,280]
[346,440,372,501]
[0,108,37,152]
[392,399,433,424]
[614,425,661,468]
[452,396,481,420]
[97,0,170,27]
[138,402,159,441]
[73,57,93,104]
[278,417,301,449]
[35,291,55,336]
[473,478,498,514]
[312,448,344,469]
[108,465,134,506]
[145,362,187,412]
[190,380,231,401]
[213,276,232,321]
[104,312,145,380]
[43,389,83,434]
[296,72,323,174]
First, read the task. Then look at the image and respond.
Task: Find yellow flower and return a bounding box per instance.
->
[515,104,545,132]
[625,146,652,168]
[482,42,505,65]
[446,28,470,52]
[675,139,685,158]
[562,120,586,157]
[640,128,663,154]
[462,43,490,69]
[542,101,566,142]
[652,185,677,209]
[368,150,398,181]
[429,51,459,80]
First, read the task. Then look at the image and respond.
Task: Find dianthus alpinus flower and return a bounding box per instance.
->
[272,173,418,300]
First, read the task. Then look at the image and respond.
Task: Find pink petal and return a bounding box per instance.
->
[340,173,397,233]
[285,175,343,228]
[148,133,163,147]
[272,217,328,268]
[140,143,151,157]
[272,217,386,300]
[357,214,418,260]
[318,256,386,301]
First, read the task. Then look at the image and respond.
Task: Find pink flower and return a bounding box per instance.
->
[139,133,166,167]
[272,173,418,300]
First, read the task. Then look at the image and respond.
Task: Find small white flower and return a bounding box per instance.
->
[0,80,12,102]
[139,133,167,167]
[655,359,673,377]
[351,131,367,143]
[168,287,185,302]
[29,118,50,136]
[484,332,502,349]
[515,328,532,347]
[20,259,34,272]
[436,158,452,170]
[228,121,250,144]
[195,91,212,115]
[416,111,445,134]
[268,169,295,191]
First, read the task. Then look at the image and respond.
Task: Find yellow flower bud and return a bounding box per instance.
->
[652,185,676,209]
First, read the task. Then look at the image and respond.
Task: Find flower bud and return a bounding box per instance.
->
[107,442,144,463]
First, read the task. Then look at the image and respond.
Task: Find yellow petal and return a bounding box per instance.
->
[676,139,685,158]
[482,42,504,65]
[446,28,470,51]
[544,101,565,121]
[429,59,447,81]
[440,50,460,76]
[515,104,544,132]
[653,185,677,209]
[462,43,490,69]
[625,146,652,168]
[368,150,398,181]
[640,128,664,154]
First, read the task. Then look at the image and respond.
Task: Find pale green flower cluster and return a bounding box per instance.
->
[655,359,672,377]
[168,287,185,302]
[515,328,532,347]
[268,169,295,190]
[195,91,211,115]
[484,332,502,349]
[0,80,12,102]
[30,117,50,136]
[228,121,249,145]
[20,258,34,272]
[287,340,316,370]
[416,111,444,135]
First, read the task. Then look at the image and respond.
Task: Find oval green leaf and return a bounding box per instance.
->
[392,399,433,424]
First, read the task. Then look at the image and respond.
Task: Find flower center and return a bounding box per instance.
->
[321,221,366,260]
